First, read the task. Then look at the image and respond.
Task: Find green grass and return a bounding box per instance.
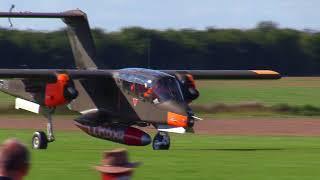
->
[0,93,14,105]
[1,129,320,180]
[195,77,320,106]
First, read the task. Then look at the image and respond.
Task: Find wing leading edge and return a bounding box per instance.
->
[162,70,281,79]
[0,69,115,82]
[0,69,281,81]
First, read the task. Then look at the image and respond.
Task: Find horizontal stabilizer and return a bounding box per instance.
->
[0,11,85,18]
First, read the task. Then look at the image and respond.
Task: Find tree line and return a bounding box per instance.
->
[0,21,320,76]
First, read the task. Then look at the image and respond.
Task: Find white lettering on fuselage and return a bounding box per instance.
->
[88,126,125,143]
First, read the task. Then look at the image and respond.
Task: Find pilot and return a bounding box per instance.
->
[95,148,140,180]
[130,84,135,93]
[143,88,153,99]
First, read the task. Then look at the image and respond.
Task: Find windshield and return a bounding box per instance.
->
[152,77,184,103]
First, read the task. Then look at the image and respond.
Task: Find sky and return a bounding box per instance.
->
[0,0,319,32]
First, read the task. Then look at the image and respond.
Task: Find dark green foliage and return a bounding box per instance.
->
[0,24,320,75]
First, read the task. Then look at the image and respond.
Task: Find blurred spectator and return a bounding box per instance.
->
[0,138,30,180]
[95,148,140,180]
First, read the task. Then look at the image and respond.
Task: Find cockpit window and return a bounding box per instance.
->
[121,80,153,100]
[119,73,184,104]
[152,77,184,103]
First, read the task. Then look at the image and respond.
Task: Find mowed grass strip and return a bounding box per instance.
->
[0,129,320,180]
[195,77,320,106]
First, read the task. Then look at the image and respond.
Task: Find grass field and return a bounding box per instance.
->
[0,129,319,180]
[195,77,320,106]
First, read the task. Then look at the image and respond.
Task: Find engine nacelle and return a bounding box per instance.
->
[175,73,199,103]
[44,73,78,107]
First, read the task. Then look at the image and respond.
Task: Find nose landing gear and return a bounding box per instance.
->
[152,131,170,150]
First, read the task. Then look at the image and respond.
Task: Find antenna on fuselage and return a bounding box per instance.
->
[8,4,15,27]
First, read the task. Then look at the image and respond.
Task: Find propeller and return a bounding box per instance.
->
[192,115,203,121]
[185,115,203,133]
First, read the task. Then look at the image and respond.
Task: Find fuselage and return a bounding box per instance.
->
[0,68,194,128]
[112,68,194,127]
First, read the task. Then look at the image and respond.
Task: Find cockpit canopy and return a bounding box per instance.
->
[152,77,184,103]
[116,68,184,103]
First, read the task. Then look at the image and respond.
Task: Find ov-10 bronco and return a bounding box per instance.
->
[0,9,281,150]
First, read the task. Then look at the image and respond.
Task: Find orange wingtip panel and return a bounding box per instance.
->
[251,70,280,75]
[167,112,188,127]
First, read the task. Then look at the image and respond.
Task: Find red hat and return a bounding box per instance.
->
[95,148,140,174]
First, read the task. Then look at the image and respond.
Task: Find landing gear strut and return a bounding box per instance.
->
[32,108,55,149]
[152,131,170,150]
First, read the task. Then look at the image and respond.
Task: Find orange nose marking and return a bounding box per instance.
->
[167,112,188,127]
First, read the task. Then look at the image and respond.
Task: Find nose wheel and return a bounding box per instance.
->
[152,131,170,150]
[32,108,55,150]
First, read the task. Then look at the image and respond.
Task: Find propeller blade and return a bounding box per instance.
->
[192,115,203,121]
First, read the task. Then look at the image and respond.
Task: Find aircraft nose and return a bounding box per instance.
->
[156,100,196,128]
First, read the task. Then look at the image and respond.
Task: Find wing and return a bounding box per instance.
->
[0,69,116,114]
[0,69,114,81]
[162,70,281,79]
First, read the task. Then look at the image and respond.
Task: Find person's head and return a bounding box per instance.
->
[0,138,30,179]
[95,148,140,180]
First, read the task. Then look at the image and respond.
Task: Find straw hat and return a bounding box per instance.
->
[95,148,140,174]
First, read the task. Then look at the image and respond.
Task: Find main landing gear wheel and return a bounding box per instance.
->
[152,131,170,150]
[31,107,56,150]
[32,131,48,149]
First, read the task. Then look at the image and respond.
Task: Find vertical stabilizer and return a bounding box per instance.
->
[62,10,97,69]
